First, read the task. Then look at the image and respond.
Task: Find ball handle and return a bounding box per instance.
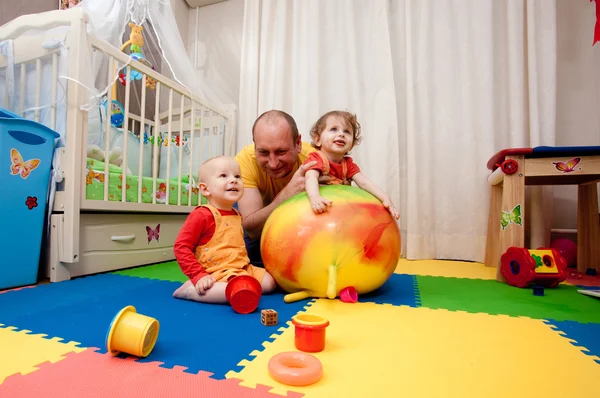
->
[284,290,311,303]
[327,264,337,299]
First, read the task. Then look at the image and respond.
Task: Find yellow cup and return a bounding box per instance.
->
[106,305,160,357]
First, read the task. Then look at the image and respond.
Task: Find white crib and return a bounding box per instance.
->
[0,8,235,282]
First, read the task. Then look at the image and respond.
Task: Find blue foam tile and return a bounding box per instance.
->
[0,274,156,321]
[359,274,420,307]
[543,319,600,365]
[3,274,312,379]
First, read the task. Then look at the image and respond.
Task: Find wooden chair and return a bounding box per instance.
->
[484,146,600,282]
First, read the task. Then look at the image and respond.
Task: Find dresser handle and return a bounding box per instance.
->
[111,234,136,242]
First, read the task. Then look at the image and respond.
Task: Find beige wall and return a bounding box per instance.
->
[554,0,600,230]
[1,0,190,40]
[171,0,190,48]
[0,0,56,26]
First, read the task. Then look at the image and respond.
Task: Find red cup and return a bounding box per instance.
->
[225,275,262,314]
[292,313,330,352]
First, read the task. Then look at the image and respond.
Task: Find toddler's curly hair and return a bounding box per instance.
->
[309,110,363,150]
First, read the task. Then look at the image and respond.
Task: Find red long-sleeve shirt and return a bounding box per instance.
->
[173,206,238,285]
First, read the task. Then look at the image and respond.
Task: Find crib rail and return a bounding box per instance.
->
[0,7,88,40]
[0,6,235,271]
[1,12,235,214]
[0,36,62,129]
[86,34,234,212]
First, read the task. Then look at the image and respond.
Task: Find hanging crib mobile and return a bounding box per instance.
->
[107,22,157,128]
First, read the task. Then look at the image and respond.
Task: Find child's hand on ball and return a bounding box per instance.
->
[382,197,400,220]
[310,195,332,214]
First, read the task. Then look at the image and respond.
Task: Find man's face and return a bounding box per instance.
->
[253,118,302,179]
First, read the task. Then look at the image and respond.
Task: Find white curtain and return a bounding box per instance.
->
[237,0,557,262]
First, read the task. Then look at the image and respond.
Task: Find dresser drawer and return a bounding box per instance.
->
[80,213,187,252]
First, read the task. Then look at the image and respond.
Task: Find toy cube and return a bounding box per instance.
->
[261,309,278,326]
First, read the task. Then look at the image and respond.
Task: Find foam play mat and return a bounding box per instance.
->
[1,258,599,397]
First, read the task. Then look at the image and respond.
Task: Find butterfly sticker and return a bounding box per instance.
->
[500,204,523,230]
[146,224,160,243]
[10,148,40,179]
[552,157,581,173]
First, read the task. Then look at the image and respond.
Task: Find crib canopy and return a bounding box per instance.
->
[76,0,227,107]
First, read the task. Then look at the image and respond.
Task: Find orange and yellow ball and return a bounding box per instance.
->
[260,185,401,302]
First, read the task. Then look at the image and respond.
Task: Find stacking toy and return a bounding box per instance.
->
[225,274,262,314]
[106,305,159,357]
[339,286,358,303]
[292,313,330,352]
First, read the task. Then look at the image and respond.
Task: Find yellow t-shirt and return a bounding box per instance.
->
[235,142,315,205]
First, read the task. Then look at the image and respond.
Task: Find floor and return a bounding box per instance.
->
[0,259,599,397]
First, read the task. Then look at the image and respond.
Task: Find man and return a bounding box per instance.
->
[234,110,328,266]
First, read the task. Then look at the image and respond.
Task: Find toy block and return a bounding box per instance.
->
[260,309,278,326]
[533,286,544,296]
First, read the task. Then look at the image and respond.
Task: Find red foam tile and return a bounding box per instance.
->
[0,348,302,398]
[567,271,600,287]
[0,285,36,294]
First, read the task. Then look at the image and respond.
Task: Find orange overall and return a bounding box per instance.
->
[193,204,266,283]
[314,151,352,185]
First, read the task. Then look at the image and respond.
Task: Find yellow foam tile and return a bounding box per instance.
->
[227,299,600,397]
[0,324,86,384]
[395,258,497,280]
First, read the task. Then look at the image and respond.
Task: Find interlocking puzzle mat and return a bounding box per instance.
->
[395,258,497,280]
[0,324,85,384]
[416,275,600,323]
[0,348,303,397]
[0,273,312,379]
[113,261,188,282]
[227,299,600,397]
[0,259,599,397]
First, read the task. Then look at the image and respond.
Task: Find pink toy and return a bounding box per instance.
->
[550,238,577,268]
[340,286,358,303]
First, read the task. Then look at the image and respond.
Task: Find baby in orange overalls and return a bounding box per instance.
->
[173,156,277,303]
[303,110,400,219]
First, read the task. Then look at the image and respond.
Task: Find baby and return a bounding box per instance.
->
[173,155,276,303]
[303,110,400,219]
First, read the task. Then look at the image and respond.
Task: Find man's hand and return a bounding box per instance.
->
[195,275,215,295]
[239,159,331,240]
[281,161,317,199]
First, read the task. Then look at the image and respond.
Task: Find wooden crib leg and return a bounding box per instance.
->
[496,156,526,282]
[577,182,600,273]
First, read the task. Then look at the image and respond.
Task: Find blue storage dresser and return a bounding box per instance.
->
[0,108,60,289]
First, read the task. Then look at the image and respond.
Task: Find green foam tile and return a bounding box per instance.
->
[113,261,188,282]
[416,275,600,324]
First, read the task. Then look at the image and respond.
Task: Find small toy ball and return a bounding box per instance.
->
[550,238,577,267]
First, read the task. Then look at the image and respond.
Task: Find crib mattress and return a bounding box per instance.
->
[85,158,203,206]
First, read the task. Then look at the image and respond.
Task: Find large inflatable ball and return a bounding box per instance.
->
[260,185,401,303]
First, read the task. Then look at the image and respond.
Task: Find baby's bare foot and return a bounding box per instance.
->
[173,280,200,300]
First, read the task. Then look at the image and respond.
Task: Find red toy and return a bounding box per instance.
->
[225,275,262,314]
[500,247,568,288]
